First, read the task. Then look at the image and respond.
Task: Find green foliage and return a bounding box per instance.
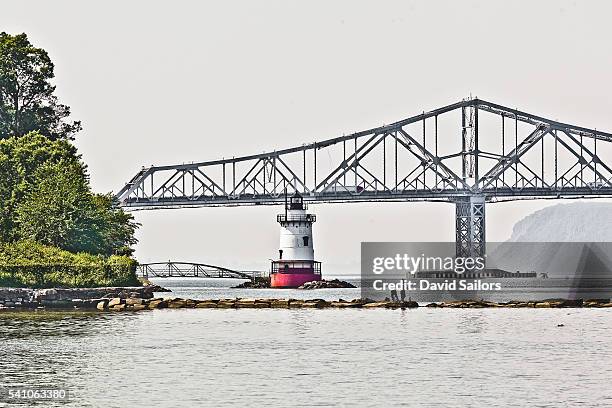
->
[0,32,81,140]
[90,194,139,256]
[0,241,139,288]
[0,132,139,256]
[0,132,80,241]
[16,160,93,250]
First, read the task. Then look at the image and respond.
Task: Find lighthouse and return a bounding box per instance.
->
[270,192,322,288]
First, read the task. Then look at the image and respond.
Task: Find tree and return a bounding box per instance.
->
[0,32,81,140]
[90,194,139,256]
[0,132,139,255]
[0,132,80,241]
[15,160,139,256]
[15,159,97,252]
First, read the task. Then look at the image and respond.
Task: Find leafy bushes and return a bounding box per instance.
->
[0,241,139,288]
[0,133,139,255]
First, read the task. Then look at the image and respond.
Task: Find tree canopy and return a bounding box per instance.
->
[0,32,81,140]
[0,133,139,256]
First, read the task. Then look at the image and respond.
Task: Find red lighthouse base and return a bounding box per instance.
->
[270,260,322,288]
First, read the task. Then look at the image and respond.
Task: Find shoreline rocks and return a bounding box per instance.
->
[0,286,611,311]
[298,279,356,290]
[1,290,611,312]
[232,277,271,289]
[232,278,357,289]
[0,285,171,310]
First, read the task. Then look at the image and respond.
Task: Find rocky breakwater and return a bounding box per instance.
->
[2,290,611,311]
[0,285,169,310]
[425,299,612,308]
[298,279,356,289]
[95,297,420,311]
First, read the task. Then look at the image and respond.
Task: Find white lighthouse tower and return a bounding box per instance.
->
[270,192,322,288]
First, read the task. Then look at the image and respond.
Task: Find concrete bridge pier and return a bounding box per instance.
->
[454,195,486,260]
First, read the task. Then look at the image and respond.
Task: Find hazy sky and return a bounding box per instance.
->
[2,1,611,274]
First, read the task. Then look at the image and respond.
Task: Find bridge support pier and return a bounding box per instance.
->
[454,195,486,260]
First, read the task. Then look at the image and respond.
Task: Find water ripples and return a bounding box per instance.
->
[0,307,611,407]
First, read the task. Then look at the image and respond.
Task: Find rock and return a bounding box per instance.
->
[288,300,305,308]
[216,301,236,308]
[235,301,257,308]
[298,279,356,290]
[270,299,291,308]
[143,284,172,293]
[132,304,146,311]
[238,299,273,308]
[96,300,108,311]
[37,289,59,301]
[232,277,271,289]
[125,298,144,305]
[117,290,131,299]
[362,302,391,308]
[559,299,583,307]
[147,299,167,309]
[330,301,361,308]
[167,299,186,308]
[110,304,126,312]
[196,302,218,308]
[108,298,123,307]
[302,299,329,308]
[584,298,610,307]
[401,301,419,308]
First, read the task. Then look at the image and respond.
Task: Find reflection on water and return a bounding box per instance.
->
[0,284,611,407]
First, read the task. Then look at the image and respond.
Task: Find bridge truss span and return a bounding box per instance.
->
[117,98,612,260]
[136,262,263,280]
[117,98,612,209]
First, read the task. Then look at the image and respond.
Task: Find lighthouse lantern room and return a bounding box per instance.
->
[270,192,322,288]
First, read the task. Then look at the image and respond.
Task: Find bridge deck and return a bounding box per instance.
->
[117,98,612,209]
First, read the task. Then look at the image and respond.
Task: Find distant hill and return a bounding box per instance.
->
[487,202,612,277]
[508,202,612,242]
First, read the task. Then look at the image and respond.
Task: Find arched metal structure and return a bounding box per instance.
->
[117,98,612,258]
[136,262,261,280]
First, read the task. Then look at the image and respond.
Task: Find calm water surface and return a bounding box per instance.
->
[0,279,611,407]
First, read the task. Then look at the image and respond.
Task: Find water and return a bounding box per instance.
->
[153,277,612,303]
[150,277,362,301]
[1,280,611,407]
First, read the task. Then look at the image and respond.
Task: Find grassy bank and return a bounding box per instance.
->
[0,241,139,288]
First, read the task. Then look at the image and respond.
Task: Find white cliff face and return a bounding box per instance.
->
[489,202,612,277]
[508,202,612,242]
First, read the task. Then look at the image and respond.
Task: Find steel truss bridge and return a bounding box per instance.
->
[117,98,612,258]
[136,262,263,280]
